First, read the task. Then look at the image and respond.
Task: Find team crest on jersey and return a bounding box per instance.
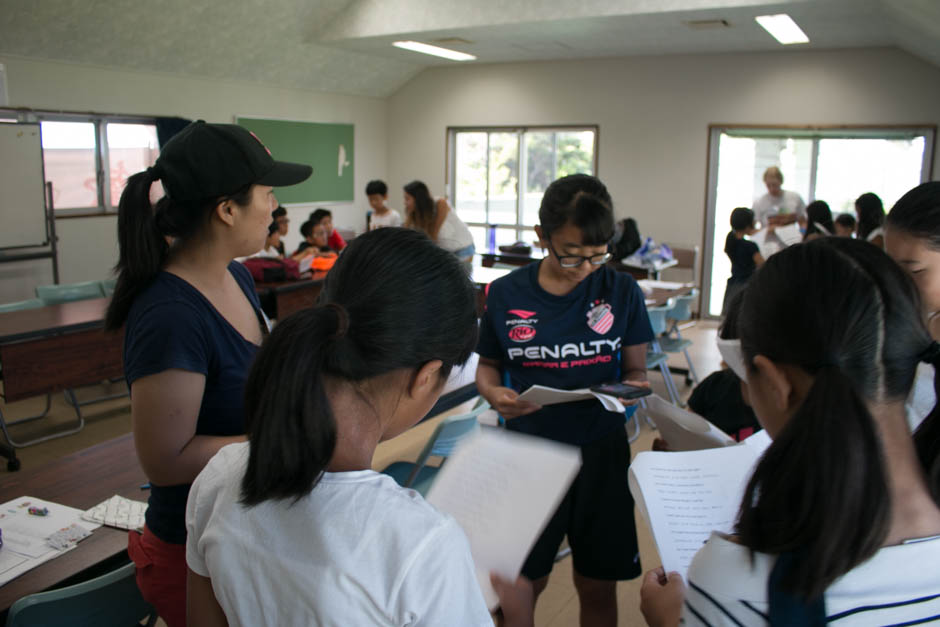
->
[586,300,614,335]
[508,326,537,342]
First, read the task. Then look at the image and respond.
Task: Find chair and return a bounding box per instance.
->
[646,303,682,406]
[5,561,157,627]
[381,398,489,496]
[659,290,700,386]
[99,278,117,297]
[35,281,105,306]
[0,299,44,314]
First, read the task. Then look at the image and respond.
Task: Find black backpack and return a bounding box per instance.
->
[611,218,641,260]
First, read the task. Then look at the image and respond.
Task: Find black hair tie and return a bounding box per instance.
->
[146,165,163,181]
[918,341,940,365]
[325,303,349,339]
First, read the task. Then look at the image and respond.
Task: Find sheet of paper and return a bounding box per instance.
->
[628,432,771,579]
[515,384,624,413]
[750,229,783,259]
[637,280,692,291]
[774,222,803,246]
[427,429,581,610]
[644,394,735,451]
[0,496,101,586]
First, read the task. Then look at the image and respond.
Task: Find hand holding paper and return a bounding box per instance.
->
[515,384,626,413]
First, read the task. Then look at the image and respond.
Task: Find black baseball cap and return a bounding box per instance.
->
[152,120,313,204]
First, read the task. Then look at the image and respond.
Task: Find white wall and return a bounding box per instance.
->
[0,55,385,302]
[386,47,940,257]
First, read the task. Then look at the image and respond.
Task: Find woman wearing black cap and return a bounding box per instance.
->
[105,121,311,626]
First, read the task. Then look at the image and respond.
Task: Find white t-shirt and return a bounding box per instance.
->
[436,208,474,255]
[186,443,492,627]
[370,208,403,230]
[752,190,806,226]
[683,531,940,625]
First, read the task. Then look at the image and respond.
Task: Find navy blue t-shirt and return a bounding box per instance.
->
[477,263,653,445]
[727,238,759,282]
[123,261,264,544]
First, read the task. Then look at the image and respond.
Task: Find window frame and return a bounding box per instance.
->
[0,108,159,218]
[445,125,599,245]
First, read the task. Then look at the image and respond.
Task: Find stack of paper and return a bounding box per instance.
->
[82,494,148,531]
[628,431,771,579]
[0,496,101,586]
[427,429,581,609]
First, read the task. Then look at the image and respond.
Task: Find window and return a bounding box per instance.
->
[448,126,597,252]
[2,110,159,214]
[703,126,935,317]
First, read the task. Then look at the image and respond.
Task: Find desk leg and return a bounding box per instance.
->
[0,408,21,471]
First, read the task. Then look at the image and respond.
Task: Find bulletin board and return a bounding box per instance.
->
[0,123,48,249]
[236,117,354,203]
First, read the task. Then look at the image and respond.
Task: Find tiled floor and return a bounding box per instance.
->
[0,319,722,626]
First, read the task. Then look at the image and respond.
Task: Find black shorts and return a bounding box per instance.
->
[520,426,641,581]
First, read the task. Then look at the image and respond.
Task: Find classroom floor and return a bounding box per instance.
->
[0,320,721,626]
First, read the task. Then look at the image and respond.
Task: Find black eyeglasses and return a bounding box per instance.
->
[545,239,612,268]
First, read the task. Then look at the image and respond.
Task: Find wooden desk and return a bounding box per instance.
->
[610,258,679,281]
[0,299,124,470]
[0,433,145,614]
[254,273,328,320]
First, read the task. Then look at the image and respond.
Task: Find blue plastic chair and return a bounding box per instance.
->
[99,278,117,298]
[35,281,105,306]
[0,299,45,314]
[660,290,700,385]
[646,303,682,406]
[382,398,489,496]
[5,561,157,627]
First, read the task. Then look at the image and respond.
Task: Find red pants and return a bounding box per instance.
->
[128,527,187,627]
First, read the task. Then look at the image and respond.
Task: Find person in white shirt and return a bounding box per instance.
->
[751,166,806,228]
[366,179,403,230]
[403,180,475,265]
[186,228,534,627]
[640,237,940,626]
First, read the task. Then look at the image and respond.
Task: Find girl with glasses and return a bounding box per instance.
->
[476,174,654,625]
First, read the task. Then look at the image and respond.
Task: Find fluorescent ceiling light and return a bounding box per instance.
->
[392,41,476,61]
[755,14,809,45]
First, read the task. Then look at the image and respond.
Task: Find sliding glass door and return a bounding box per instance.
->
[703,127,933,317]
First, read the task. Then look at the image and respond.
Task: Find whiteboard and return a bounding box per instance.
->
[0,123,48,249]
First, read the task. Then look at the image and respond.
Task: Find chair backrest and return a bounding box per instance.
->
[6,562,156,627]
[35,281,105,305]
[99,278,117,297]
[0,298,45,314]
[412,398,489,472]
[646,303,672,336]
[666,290,698,323]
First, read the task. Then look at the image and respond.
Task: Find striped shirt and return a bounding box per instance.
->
[683,532,940,626]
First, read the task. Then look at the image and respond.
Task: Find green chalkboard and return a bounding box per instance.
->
[236,117,354,203]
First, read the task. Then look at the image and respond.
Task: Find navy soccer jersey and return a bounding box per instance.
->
[477,262,653,445]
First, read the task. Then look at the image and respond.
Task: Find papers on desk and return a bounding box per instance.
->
[628,430,771,580]
[515,384,625,413]
[427,429,581,610]
[82,495,148,531]
[0,496,100,587]
[774,222,803,246]
[643,395,735,451]
[637,280,693,291]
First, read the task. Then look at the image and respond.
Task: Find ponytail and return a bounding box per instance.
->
[241,305,344,505]
[736,366,890,600]
[724,230,736,256]
[239,227,479,506]
[105,169,168,330]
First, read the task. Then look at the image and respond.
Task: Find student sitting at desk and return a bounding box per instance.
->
[476,174,652,626]
[834,212,857,237]
[366,179,402,230]
[254,219,283,258]
[291,220,333,260]
[857,191,886,249]
[802,200,835,242]
[272,205,289,256]
[308,207,346,251]
[105,121,311,627]
[640,238,940,626]
[186,228,533,626]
